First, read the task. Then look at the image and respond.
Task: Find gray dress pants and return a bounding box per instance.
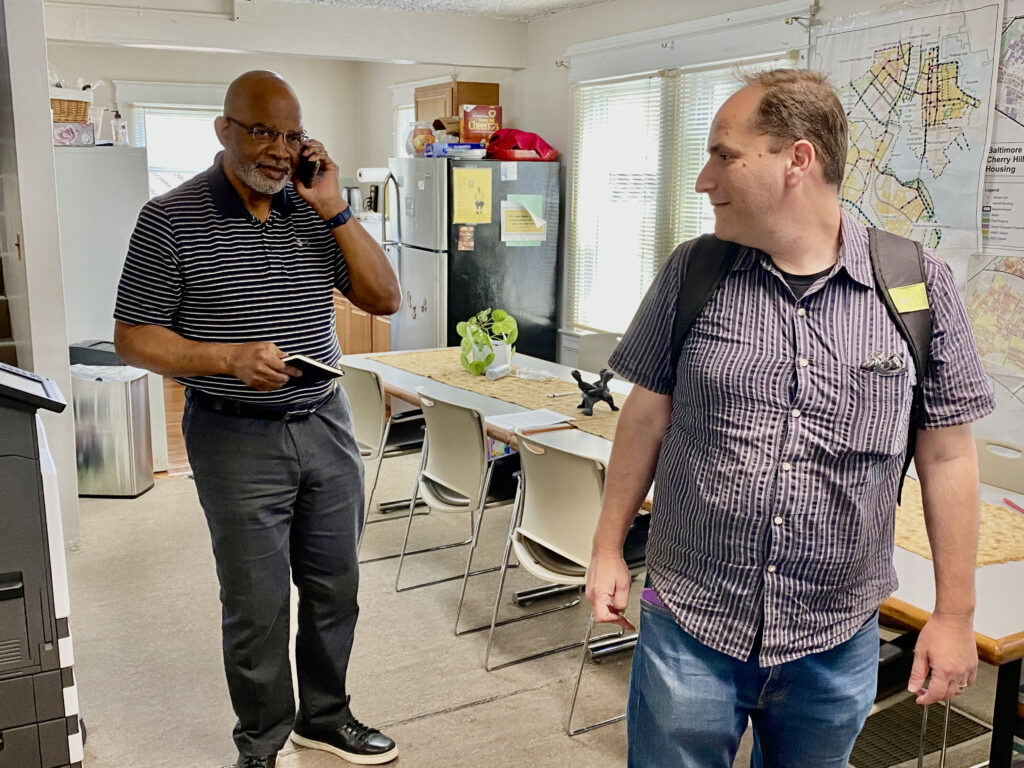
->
[182,387,364,755]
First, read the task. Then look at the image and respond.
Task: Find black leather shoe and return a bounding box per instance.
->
[291,718,398,765]
[236,754,276,768]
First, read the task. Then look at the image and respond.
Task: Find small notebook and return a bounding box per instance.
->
[282,354,344,386]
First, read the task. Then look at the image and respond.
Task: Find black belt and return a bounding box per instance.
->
[186,387,336,421]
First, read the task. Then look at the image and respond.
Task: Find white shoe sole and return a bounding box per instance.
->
[290,732,398,765]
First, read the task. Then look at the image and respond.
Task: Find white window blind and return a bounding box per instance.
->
[566,54,793,334]
[567,74,664,334]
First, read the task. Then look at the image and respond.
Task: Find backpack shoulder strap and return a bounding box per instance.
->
[867,227,932,502]
[670,234,739,369]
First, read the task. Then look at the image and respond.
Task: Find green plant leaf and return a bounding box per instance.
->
[491,309,507,322]
[467,359,486,375]
[456,321,468,338]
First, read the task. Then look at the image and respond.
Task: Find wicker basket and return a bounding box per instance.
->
[49,87,92,123]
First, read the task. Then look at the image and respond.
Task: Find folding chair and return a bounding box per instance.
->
[338,364,425,559]
[975,437,1024,494]
[576,332,621,374]
[483,430,647,735]
[395,390,519,636]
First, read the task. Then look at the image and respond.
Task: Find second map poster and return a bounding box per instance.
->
[812,0,1002,283]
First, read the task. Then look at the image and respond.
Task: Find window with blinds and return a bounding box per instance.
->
[130,106,222,198]
[566,55,792,334]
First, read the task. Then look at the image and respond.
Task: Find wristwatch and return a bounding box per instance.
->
[325,207,353,230]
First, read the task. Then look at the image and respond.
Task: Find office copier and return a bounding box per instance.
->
[0,361,84,767]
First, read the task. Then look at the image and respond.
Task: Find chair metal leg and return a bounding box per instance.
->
[587,631,637,660]
[514,583,580,606]
[566,614,628,736]
[360,536,470,565]
[484,482,524,670]
[356,420,392,553]
[453,464,495,635]
[393,457,506,592]
[394,452,428,591]
[374,496,426,514]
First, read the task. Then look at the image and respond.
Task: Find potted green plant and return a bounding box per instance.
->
[456,308,518,375]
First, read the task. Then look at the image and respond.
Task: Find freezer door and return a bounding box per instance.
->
[389,156,448,251]
[391,245,447,351]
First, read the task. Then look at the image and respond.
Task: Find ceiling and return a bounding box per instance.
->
[271,0,610,23]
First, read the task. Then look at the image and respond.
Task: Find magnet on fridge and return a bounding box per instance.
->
[458,224,475,251]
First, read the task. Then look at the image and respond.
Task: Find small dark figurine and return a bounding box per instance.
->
[571,368,619,416]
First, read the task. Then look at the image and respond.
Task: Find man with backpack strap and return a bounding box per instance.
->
[584,69,995,767]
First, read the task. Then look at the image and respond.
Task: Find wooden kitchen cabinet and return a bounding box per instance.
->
[334,290,391,354]
[414,81,499,123]
[371,314,392,353]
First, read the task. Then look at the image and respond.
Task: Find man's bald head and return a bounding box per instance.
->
[223,70,301,125]
[216,70,304,197]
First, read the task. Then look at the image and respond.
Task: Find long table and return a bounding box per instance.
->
[343,350,1024,765]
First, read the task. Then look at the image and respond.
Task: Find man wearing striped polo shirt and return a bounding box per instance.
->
[586,69,995,766]
[114,71,400,768]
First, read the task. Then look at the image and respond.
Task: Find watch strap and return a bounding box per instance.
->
[325,207,353,230]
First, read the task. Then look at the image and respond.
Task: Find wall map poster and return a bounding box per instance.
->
[814,1,1024,443]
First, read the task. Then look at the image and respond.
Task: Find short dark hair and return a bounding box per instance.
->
[741,69,848,187]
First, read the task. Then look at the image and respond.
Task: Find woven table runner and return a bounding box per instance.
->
[896,477,1024,566]
[367,349,622,441]
[368,352,1023,565]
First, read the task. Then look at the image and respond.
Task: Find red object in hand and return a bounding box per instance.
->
[486,128,558,161]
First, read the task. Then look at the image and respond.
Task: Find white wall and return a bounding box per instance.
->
[4,0,81,542]
[46,43,360,177]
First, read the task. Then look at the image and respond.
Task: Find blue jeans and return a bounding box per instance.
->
[627,598,878,768]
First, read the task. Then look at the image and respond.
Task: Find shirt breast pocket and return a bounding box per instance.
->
[838,364,914,457]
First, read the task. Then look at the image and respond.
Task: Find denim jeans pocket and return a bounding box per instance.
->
[640,594,676,621]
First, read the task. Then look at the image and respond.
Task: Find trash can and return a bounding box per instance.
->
[69,343,154,498]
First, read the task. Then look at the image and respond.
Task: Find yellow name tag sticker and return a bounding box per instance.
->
[888,282,929,313]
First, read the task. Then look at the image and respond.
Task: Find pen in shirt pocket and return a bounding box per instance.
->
[860,351,907,376]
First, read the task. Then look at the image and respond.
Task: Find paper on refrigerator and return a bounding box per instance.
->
[500,194,546,245]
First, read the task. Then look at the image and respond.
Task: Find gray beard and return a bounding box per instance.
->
[233,158,290,195]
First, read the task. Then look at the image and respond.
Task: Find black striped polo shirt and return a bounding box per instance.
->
[114,153,350,405]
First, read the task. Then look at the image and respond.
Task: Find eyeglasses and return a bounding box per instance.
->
[224,116,308,150]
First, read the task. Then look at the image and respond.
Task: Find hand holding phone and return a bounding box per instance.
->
[295,153,321,189]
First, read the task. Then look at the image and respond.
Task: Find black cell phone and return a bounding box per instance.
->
[295,154,321,188]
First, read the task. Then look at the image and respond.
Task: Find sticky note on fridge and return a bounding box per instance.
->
[453,168,492,223]
[501,194,546,246]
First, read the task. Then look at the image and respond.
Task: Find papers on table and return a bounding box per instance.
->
[486,408,574,432]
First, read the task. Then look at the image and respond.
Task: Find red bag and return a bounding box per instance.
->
[486,129,558,161]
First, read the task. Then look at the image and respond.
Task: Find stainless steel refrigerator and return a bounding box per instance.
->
[386,156,560,360]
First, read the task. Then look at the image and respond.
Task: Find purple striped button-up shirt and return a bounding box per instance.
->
[609,211,995,665]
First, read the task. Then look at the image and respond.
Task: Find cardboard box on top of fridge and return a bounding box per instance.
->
[432,116,460,135]
[459,105,502,145]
